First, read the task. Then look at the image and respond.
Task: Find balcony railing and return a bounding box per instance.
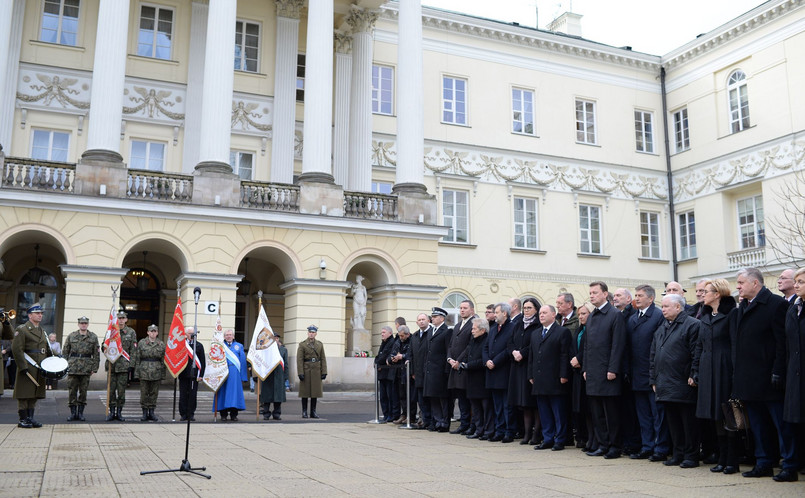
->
[727,246,766,270]
[344,192,398,220]
[2,157,75,193]
[240,182,300,212]
[127,169,193,202]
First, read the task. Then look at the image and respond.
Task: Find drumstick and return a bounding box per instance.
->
[26,370,40,387]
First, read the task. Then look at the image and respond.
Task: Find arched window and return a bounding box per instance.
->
[442,291,469,328]
[728,70,750,133]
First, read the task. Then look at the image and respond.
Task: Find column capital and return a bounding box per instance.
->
[334,30,352,54]
[346,6,379,34]
[275,0,304,19]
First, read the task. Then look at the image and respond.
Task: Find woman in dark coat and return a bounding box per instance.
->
[260,337,289,420]
[463,318,493,439]
[508,297,541,444]
[783,268,805,425]
[570,302,595,451]
[694,278,739,474]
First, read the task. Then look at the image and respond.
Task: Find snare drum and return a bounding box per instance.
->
[40,356,69,380]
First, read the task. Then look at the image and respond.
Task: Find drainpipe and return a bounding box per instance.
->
[660,66,679,281]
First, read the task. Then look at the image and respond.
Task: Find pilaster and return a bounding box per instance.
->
[332,31,352,188]
[0,0,24,149]
[346,7,378,192]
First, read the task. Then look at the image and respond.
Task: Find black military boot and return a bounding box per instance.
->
[302,398,308,418]
[106,406,117,421]
[67,405,77,421]
[116,406,125,422]
[148,408,158,421]
[18,410,33,428]
[263,404,271,420]
[310,398,319,419]
[77,405,86,421]
[140,408,149,421]
[28,409,42,428]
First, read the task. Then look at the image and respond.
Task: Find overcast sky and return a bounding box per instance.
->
[421,0,768,55]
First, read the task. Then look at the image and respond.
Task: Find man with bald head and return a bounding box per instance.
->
[665,281,692,314]
[778,269,796,305]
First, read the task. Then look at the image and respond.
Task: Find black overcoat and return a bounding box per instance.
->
[375,336,398,381]
[483,318,513,390]
[423,323,451,397]
[464,332,490,400]
[694,297,736,420]
[583,303,626,396]
[650,313,699,404]
[627,303,664,392]
[529,322,572,396]
[507,318,538,407]
[784,300,805,422]
[411,325,431,388]
[447,317,473,390]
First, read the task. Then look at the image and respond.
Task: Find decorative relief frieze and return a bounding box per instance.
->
[231,100,271,133]
[16,68,91,111]
[122,85,185,121]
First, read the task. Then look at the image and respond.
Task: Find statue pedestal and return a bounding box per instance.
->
[348,327,371,354]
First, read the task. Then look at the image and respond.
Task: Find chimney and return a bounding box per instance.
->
[546,12,583,37]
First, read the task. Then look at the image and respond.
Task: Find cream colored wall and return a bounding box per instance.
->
[19,0,99,70]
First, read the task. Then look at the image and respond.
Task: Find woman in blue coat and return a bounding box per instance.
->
[214,329,248,421]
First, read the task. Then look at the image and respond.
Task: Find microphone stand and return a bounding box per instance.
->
[141,287,211,479]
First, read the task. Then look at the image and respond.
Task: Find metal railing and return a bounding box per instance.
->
[344,191,398,220]
[2,157,75,193]
[127,169,193,202]
[727,246,766,270]
[240,182,300,212]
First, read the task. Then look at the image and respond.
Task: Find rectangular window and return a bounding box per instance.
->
[678,211,696,260]
[635,110,654,153]
[512,88,535,135]
[234,20,260,73]
[673,108,690,153]
[31,130,69,162]
[41,0,80,46]
[371,181,392,194]
[640,211,661,259]
[130,140,165,171]
[579,204,602,254]
[575,99,596,144]
[442,189,468,243]
[737,195,765,249]
[296,53,305,101]
[372,65,394,115]
[442,76,467,125]
[137,5,173,60]
[513,197,538,249]
[229,151,253,180]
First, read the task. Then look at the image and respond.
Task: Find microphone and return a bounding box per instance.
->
[193,287,201,304]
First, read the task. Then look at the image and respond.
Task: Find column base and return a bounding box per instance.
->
[194,160,233,174]
[81,149,124,164]
[298,171,335,184]
[392,182,428,195]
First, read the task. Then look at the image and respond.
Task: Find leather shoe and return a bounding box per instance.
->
[437,425,450,433]
[680,460,699,469]
[478,434,489,441]
[449,427,465,434]
[586,449,605,457]
[773,469,798,482]
[630,450,652,460]
[603,449,621,459]
[710,464,726,473]
[466,433,480,439]
[649,453,668,462]
[488,434,502,442]
[664,458,683,466]
[723,466,739,475]
[702,453,719,464]
[534,441,554,450]
[551,444,565,451]
[742,466,773,478]
[501,436,514,443]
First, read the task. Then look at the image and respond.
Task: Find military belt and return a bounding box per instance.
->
[304,358,319,362]
[70,354,92,358]
[26,348,47,355]
[140,358,159,362]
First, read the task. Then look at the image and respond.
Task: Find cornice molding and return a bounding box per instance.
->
[438,265,665,290]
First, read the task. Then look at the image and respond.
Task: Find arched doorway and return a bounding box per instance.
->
[120,266,161,341]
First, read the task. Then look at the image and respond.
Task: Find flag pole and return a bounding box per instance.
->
[106,285,118,418]
[255,291,263,420]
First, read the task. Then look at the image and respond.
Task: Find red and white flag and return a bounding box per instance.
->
[202,314,229,392]
[103,306,129,363]
[247,304,284,380]
[164,297,189,378]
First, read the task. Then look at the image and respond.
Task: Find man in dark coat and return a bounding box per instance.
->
[783,270,804,461]
[178,327,206,421]
[375,325,400,423]
[424,307,451,432]
[484,302,515,442]
[530,305,572,451]
[730,267,796,481]
[583,281,626,459]
[12,303,52,428]
[627,285,670,461]
[556,293,579,336]
[613,287,639,455]
[260,336,289,420]
[390,325,415,424]
[447,299,475,434]
[650,294,700,468]
[411,313,432,429]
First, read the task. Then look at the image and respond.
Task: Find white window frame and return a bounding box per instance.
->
[578,204,602,254]
[728,70,750,133]
[372,65,394,115]
[634,110,654,153]
[296,53,305,101]
[371,181,392,194]
[31,129,70,162]
[234,19,260,73]
[40,0,80,46]
[513,197,539,249]
[442,291,470,328]
[575,99,597,145]
[130,140,166,171]
[737,195,765,249]
[136,4,174,60]
[441,75,468,126]
[678,210,696,260]
[442,189,469,244]
[673,107,690,153]
[511,87,535,135]
[639,211,661,259]
[229,150,254,180]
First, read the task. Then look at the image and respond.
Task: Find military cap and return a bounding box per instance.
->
[147,324,158,332]
[431,306,448,317]
[27,303,44,313]
[77,316,89,323]
[117,310,128,318]
[307,325,318,332]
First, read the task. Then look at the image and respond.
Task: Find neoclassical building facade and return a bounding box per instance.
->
[1,0,803,387]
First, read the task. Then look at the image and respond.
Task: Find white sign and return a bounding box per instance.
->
[204,301,218,315]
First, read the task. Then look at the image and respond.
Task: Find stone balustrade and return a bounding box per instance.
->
[344,191,398,220]
[127,169,193,202]
[240,182,300,212]
[727,246,766,270]
[2,157,75,192]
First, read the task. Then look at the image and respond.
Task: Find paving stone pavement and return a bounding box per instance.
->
[1,389,803,496]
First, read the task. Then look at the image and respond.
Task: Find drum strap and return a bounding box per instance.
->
[23,352,40,369]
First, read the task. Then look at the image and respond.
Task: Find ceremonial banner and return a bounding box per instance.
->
[247,304,284,380]
[103,306,128,363]
[164,297,188,378]
[202,315,229,392]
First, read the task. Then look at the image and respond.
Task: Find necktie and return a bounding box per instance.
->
[638,310,644,319]
[542,327,548,339]
[561,317,567,326]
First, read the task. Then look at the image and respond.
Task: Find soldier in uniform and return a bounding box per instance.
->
[103,310,137,421]
[133,324,166,421]
[63,316,100,421]
[297,325,327,418]
[12,303,51,428]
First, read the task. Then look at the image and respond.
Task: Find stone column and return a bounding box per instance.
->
[82,0,131,163]
[270,0,304,184]
[195,0,237,172]
[0,0,24,150]
[299,0,334,184]
[181,0,209,173]
[346,7,378,193]
[176,273,242,342]
[332,31,352,188]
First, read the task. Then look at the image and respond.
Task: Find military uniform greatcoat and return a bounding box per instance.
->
[297,339,327,398]
[104,325,137,408]
[133,338,166,408]
[12,320,51,403]
[63,329,101,406]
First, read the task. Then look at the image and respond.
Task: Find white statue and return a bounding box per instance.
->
[350,275,367,330]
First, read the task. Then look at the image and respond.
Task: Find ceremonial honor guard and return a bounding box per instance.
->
[12,303,51,428]
[297,325,327,418]
[134,324,166,421]
[64,316,100,421]
[104,311,137,421]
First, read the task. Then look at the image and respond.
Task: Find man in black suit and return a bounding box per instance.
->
[484,302,515,442]
[530,305,572,451]
[178,327,206,422]
[731,267,797,481]
[778,269,797,305]
[424,307,452,432]
[613,287,639,455]
[508,298,523,329]
[447,300,475,434]
[412,313,432,429]
[583,281,627,459]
